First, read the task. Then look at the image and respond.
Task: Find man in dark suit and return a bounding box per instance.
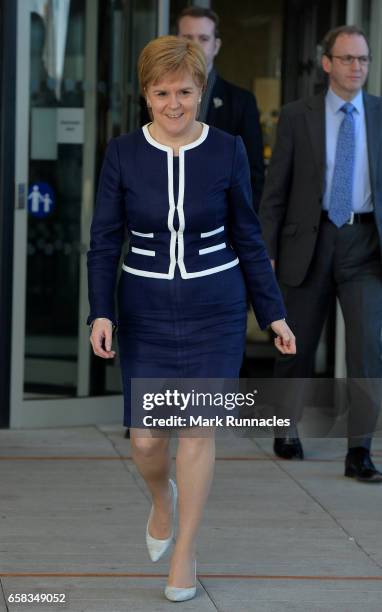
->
[176,6,264,211]
[259,25,382,482]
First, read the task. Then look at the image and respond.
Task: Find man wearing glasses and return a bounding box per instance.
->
[260,25,382,482]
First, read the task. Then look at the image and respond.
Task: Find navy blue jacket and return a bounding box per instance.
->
[141,75,265,211]
[87,124,285,329]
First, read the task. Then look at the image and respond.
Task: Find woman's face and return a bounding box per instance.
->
[145,70,202,138]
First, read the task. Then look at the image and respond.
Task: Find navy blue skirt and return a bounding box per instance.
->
[116,263,247,427]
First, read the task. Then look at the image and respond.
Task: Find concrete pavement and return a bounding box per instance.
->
[0,426,381,611]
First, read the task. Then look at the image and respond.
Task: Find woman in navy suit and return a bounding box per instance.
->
[88,36,295,602]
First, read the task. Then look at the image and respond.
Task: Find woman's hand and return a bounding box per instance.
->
[90,318,116,359]
[270,319,296,355]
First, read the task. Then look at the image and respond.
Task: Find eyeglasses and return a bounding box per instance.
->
[328,54,371,66]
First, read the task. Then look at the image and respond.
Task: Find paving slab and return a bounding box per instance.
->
[202,577,382,612]
[337,519,382,567]
[0,586,6,611]
[1,428,382,611]
[0,427,117,457]
[196,462,381,577]
[254,435,382,461]
[2,577,216,612]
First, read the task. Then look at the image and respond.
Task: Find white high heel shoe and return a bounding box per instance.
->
[164,559,197,602]
[146,478,177,562]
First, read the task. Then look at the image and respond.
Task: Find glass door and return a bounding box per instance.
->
[11,0,163,427]
[93,0,159,395]
[25,0,86,399]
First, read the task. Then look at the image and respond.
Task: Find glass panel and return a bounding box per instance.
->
[97,0,157,141]
[24,0,159,399]
[93,0,157,395]
[25,0,85,398]
[212,0,283,158]
[209,1,283,363]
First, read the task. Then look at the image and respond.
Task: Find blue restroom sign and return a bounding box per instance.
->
[27,182,55,217]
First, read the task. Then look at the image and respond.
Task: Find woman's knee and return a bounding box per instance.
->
[178,433,215,456]
[131,433,169,459]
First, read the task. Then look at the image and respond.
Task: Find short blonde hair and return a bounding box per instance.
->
[138,35,207,94]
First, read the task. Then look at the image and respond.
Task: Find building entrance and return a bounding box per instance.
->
[10,0,162,427]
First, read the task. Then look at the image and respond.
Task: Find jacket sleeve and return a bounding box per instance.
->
[259,106,293,260]
[87,138,126,326]
[238,93,264,212]
[228,136,286,330]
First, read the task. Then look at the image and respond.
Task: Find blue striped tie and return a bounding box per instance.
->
[328,102,355,228]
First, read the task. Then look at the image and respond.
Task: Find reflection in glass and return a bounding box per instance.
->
[25,0,84,398]
[24,0,159,399]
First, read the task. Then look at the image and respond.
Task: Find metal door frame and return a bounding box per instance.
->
[0,0,17,427]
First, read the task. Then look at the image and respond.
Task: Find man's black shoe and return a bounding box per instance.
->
[273,437,304,460]
[345,448,382,482]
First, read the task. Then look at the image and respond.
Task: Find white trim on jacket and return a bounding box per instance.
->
[131,230,154,238]
[123,124,239,279]
[199,242,226,255]
[201,226,224,238]
[131,246,156,257]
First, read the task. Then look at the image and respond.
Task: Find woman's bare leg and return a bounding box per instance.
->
[168,430,215,586]
[130,429,172,538]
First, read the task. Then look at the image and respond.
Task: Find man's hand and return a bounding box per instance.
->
[90,319,116,359]
[270,319,296,354]
[270,259,276,271]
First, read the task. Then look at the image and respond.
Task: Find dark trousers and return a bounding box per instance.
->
[274,217,382,450]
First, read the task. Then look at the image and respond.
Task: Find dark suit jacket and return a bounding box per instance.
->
[140,74,264,211]
[259,91,382,287]
[206,75,264,211]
